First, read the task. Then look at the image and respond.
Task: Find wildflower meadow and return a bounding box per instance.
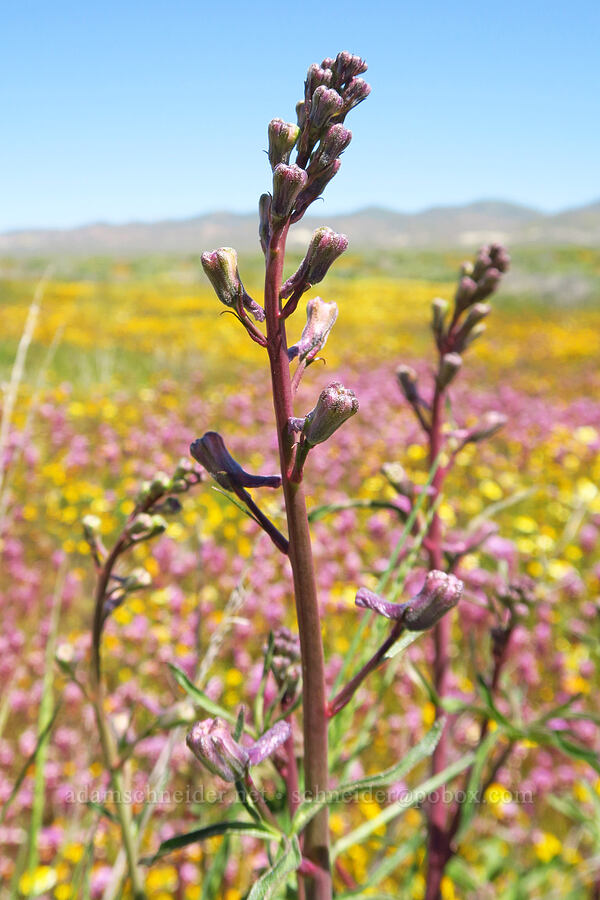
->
[1,51,599,900]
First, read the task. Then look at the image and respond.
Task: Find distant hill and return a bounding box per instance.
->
[1,200,599,256]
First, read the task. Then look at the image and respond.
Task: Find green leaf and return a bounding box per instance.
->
[247,836,302,900]
[534,693,583,726]
[383,630,422,660]
[85,800,119,824]
[308,498,405,524]
[234,706,245,742]
[474,675,514,731]
[364,832,423,889]
[201,835,231,900]
[140,820,274,865]
[254,633,275,732]
[291,721,444,837]
[0,704,61,827]
[168,663,237,725]
[234,777,261,823]
[331,752,475,860]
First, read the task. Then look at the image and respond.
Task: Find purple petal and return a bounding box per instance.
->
[190,432,281,490]
[247,720,291,766]
[355,587,406,620]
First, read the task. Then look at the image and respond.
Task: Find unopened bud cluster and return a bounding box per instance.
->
[429,244,510,358]
[260,52,370,239]
[269,627,302,701]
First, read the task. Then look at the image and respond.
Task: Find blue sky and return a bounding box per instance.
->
[1,0,598,230]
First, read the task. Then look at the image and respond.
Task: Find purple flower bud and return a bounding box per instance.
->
[302,381,359,446]
[305,63,333,97]
[247,720,291,766]
[457,244,510,310]
[292,159,341,220]
[281,228,348,299]
[490,243,511,273]
[201,247,265,322]
[320,57,335,69]
[437,352,462,389]
[308,86,344,130]
[127,513,167,540]
[431,297,449,343]
[476,267,502,300]
[269,627,301,696]
[464,302,491,329]
[402,569,463,631]
[190,431,281,491]
[455,276,478,310]
[268,118,300,170]
[305,227,348,281]
[355,570,463,631]
[258,193,271,255]
[186,718,250,782]
[453,303,491,351]
[465,411,508,443]
[461,322,486,348]
[296,101,306,128]
[333,51,368,85]
[271,164,308,224]
[341,77,371,114]
[288,297,338,362]
[396,365,419,405]
[122,568,152,591]
[308,124,352,175]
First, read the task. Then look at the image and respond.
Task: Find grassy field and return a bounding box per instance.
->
[0,246,599,898]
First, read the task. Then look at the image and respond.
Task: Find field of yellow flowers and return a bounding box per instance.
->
[1,247,599,899]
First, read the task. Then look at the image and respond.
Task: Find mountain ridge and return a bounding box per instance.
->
[1,200,599,255]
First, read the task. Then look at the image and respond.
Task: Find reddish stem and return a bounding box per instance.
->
[424,379,453,900]
[327,621,404,718]
[264,223,331,899]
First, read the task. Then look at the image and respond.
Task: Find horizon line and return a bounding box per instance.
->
[2,196,599,236]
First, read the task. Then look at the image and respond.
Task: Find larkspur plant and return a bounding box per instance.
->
[182,51,465,899]
[166,51,463,900]
[72,51,600,900]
